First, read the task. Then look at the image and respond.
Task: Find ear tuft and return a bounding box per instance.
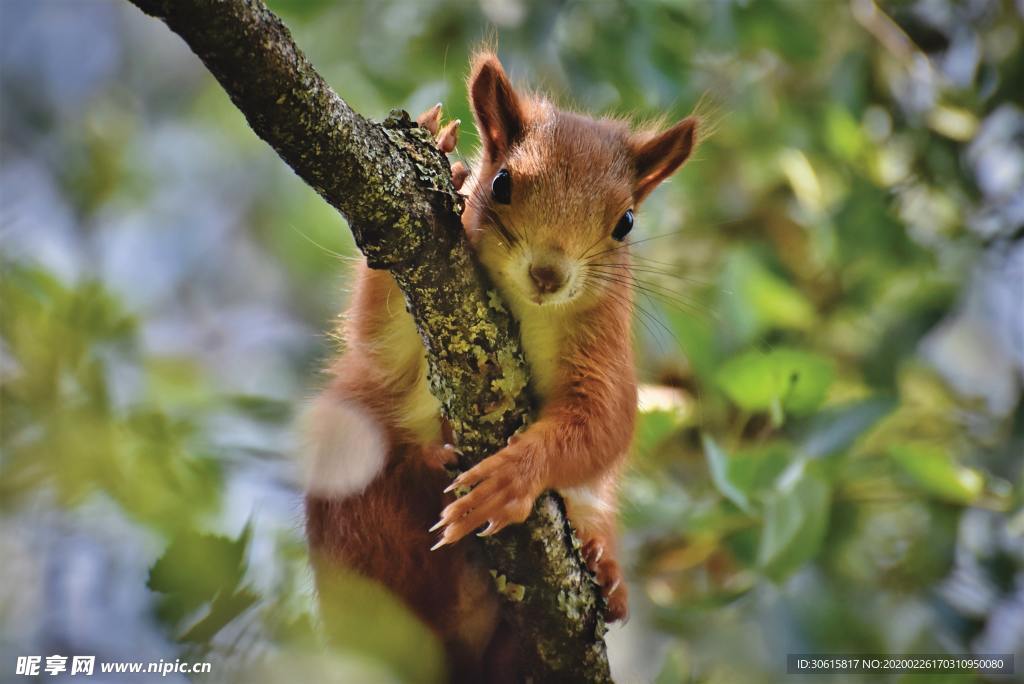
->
[468,52,526,160]
[631,116,698,202]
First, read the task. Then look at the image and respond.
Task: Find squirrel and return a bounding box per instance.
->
[304,51,697,680]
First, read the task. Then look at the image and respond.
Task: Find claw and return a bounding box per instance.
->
[478,520,499,537]
[430,537,449,552]
[443,481,457,494]
[608,578,621,596]
[451,162,470,191]
[416,102,442,135]
[428,519,444,532]
[426,442,460,471]
[437,119,460,153]
[448,470,471,491]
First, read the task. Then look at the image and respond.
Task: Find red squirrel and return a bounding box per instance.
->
[304,51,697,678]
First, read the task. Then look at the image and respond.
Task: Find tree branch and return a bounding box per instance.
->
[125,0,611,680]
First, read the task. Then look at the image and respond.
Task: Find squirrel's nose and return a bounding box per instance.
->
[529,263,567,294]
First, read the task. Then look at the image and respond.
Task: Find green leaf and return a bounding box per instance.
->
[720,250,817,343]
[703,437,792,514]
[635,408,684,460]
[619,474,694,533]
[717,347,835,418]
[228,394,294,424]
[889,443,984,504]
[317,569,447,684]
[797,396,897,458]
[665,308,718,382]
[148,524,252,627]
[655,645,692,684]
[704,435,753,513]
[824,104,868,162]
[178,587,259,644]
[758,468,831,580]
[733,0,821,62]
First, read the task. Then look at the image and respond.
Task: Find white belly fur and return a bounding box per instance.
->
[559,483,616,535]
[375,296,443,443]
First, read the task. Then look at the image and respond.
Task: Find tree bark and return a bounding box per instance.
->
[125,0,612,680]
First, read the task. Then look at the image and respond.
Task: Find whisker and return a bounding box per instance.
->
[630,254,684,269]
[583,227,694,261]
[501,212,527,245]
[584,275,682,352]
[629,256,716,287]
[586,268,717,319]
[465,194,525,246]
[585,218,746,262]
[288,224,350,261]
[579,233,614,262]
[589,261,713,287]
[486,211,518,246]
[583,278,660,346]
[455,125,481,142]
[631,296,682,354]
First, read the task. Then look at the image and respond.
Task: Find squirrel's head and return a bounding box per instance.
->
[463,52,698,313]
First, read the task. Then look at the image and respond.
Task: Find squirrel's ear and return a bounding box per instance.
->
[630,116,698,202]
[469,53,525,160]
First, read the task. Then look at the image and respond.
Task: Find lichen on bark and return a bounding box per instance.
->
[126,0,612,680]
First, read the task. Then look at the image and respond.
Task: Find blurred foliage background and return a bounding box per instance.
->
[1,0,1022,682]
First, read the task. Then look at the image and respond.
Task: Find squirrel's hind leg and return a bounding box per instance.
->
[561,478,629,622]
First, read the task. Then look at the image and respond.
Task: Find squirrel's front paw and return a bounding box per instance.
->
[415,103,469,190]
[429,449,540,549]
[582,538,629,622]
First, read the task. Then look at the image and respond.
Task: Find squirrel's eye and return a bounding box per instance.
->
[491,169,512,204]
[612,209,634,241]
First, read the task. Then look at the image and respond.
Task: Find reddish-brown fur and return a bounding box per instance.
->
[305,51,697,680]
